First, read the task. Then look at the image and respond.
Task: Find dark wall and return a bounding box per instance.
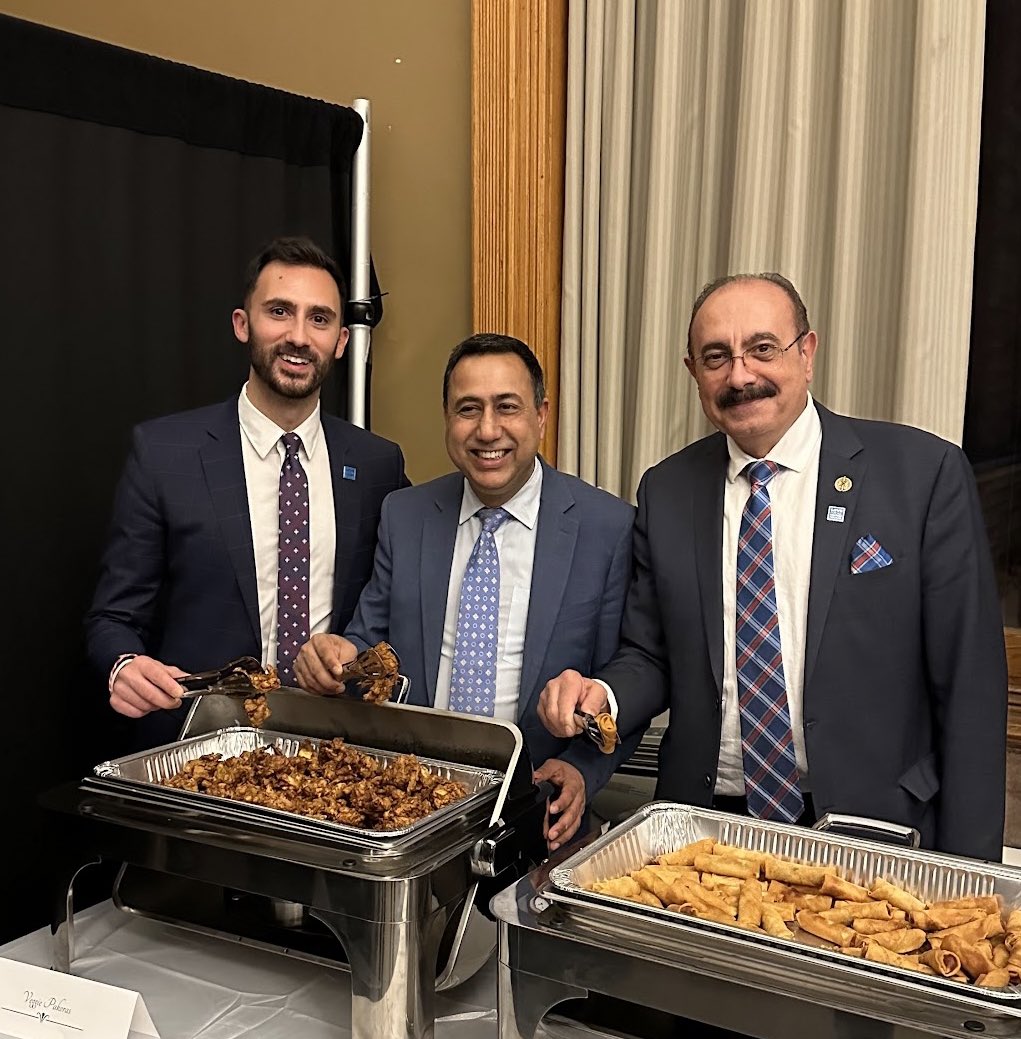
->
[0,15,364,943]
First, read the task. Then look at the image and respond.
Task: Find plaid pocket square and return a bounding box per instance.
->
[850,534,894,574]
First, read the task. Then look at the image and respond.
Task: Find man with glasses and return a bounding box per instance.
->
[537,272,1006,862]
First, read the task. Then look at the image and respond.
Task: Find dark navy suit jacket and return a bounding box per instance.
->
[85,397,407,746]
[344,460,640,795]
[601,404,1007,861]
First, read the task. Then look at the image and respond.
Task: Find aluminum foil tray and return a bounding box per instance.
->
[93,727,502,844]
[547,801,1021,1002]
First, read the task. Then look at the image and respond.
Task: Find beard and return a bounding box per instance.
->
[716,380,778,409]
[248,334,335,400]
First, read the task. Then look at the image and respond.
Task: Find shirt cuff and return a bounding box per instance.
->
[591,679,618,721]
[108,653,137,694]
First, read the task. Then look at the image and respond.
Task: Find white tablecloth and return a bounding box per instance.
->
[0,901,502,1039]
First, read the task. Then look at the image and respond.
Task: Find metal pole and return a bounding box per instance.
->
[347,98,372,428]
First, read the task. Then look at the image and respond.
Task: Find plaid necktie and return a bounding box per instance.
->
[449,507,510,716]
[736,460,804,822]
[275,432,309,686]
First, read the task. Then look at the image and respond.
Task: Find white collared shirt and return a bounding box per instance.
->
[715,395,822,795]
[434,458,543,720]
[238,386,337,669]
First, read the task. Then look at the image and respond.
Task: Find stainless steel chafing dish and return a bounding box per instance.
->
[43,689,551,1039]
[494,802,1021,1039]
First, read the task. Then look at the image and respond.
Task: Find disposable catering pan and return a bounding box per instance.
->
[546,801,1021,1003]
[92,726,503,851]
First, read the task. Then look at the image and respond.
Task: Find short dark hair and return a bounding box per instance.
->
[686,272,810,356]
[241,236,348,315]
[442,333,546,409]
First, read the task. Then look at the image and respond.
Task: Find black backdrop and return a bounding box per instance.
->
[0,15,377,942]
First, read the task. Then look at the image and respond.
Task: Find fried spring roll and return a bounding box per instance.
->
[837,945,865,958]
[666,901,734,926]
[627,889,664,908]
[784,893,833,913]
[865,928,927,954]
[657,838,715,867]
[675,879,738,919]
[918,948,962,976]
[869,879,925,913]
[992,943,1010,969]
[853,918,910,935]
[694,854,759,880]
[862,942,927,972]
[737,876,763,928]
[591,876,643,898]
[910,907,985,931]
[765,860,828,887]
[760,904,794,940]
[700,873,745,891]
[976,969,1011,989]
[713,843,769,865]
[631,867,677,905]
[1006,909,1021,932]
[819,874,872,903]
[931,913,1004,944]
[929,896,1002,917]
[820,901,891,925]
[796,910,856,947]
[942,934,999,980]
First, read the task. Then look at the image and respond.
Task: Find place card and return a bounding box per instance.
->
[0,958,159,1039]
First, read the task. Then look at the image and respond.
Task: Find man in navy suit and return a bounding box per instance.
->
[86,237,407,748]
[538,273,1006,862]
[296,334,638,849]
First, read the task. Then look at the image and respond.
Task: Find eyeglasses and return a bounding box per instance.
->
[694,331,808,372]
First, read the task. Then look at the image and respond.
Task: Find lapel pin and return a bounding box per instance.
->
[342,465,357,481]
[826,506,846,523]
[834,475,853,492]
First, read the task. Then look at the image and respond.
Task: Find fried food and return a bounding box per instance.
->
[342,642,401,703]
[241,664,279,728]
[161,737,467,830]
[585,836,1017,989]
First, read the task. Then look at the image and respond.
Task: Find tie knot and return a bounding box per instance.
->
[478,507,510,534]
[281,432,303,461]
[746,460,780,490]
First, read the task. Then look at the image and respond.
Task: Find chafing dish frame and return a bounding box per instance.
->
[44,692,545,1039]
[492,801,1021,1039]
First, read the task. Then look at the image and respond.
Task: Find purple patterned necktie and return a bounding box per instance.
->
[736,460,804,822]
[275,432,309,686]
[449,507,510,716]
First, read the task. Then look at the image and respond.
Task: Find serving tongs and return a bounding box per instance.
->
[177,656,271,698]
[332,641,405,704]
[574,707,620,755]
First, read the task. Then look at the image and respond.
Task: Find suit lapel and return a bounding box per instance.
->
[804,405,865,689]
[694,437,728,696]
[200,401,260,647]
[518,463,578,722]
[420,475,462,705]
[324,418,362,627]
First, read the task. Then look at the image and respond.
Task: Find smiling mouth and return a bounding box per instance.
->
[279,353,312,368]
[471,449,511,461]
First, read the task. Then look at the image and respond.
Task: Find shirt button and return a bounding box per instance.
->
[703,774,712,788]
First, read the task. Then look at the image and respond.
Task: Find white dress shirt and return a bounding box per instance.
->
[238,386,337,669]
[434,458,543,721]
[714,396,822,795]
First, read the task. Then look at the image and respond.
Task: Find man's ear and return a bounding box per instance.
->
[334,325,350,360]
[232,308,249,344]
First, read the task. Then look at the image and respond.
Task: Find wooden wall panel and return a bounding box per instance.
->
[471,0,568,462]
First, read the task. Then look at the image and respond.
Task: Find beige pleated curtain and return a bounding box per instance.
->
[559,0,986,500]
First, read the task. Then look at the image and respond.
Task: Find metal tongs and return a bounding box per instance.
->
[574,708,621,755]
[177,656,270,698]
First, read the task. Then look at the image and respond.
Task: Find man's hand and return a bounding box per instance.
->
[533,758,587,851]
[110,655,188,718]
[537,669,609,738]
[294,634,359,694]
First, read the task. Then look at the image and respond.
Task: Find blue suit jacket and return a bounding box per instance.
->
[345,460,639,794]
[85,397,407,746]
[602,404,1007,861]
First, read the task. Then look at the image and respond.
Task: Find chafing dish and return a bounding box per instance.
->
[43,690,550,1039]
[494,802,1021,1039]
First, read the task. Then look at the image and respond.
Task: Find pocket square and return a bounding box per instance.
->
[850,534,894,574]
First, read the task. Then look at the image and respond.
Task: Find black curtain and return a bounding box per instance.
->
[0,15,378,942]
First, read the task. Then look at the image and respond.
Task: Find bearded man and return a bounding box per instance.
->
[85,236,407,748]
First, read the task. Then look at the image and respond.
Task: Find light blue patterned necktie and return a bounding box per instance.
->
[449,507,511,716]
[736,460,804,823]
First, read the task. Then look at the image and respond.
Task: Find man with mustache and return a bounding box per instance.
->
[537,273,1006,862]
[86,236,408,748]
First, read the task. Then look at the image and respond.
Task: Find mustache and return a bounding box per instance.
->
[716,382,778,409]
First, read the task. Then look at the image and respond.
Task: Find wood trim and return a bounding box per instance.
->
[471,0,568,464]
[1006,628,1021,749]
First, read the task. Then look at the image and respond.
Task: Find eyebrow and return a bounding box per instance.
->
[452,391,525,408]
[262,297,338,320]
[698,331,782,352]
